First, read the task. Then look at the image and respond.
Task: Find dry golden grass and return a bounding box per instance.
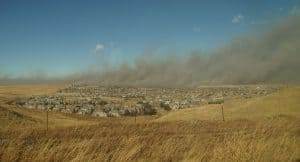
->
[0,84,65,104]
[156,87,300,122]
[0,85,299,162]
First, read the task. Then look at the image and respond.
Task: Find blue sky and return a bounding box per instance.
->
[0,0,299,78]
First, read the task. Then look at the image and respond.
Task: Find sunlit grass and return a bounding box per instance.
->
[0,85,299,161]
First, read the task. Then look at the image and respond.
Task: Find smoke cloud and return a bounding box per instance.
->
[1,16,299,87]
[97,16,300,87]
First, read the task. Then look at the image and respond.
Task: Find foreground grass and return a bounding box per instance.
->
[0,85,299,161]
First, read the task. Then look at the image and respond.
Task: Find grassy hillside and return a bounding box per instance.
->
[156,87,300,121]
[0,85,299,161]
[0,84,64,104]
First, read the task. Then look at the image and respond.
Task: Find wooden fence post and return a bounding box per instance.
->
[221,104,225,122]
[46,108,49,133]
[135,107,137,123]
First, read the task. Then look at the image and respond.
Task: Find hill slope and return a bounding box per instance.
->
[0,85,299,161]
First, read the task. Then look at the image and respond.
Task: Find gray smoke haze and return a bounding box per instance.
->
[1,16,299,87]
[97,16,300,87]
[0,74,69,85]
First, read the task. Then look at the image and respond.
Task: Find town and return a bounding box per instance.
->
[15,84,280,117]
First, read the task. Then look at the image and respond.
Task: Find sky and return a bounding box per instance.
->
[0,0,299,78]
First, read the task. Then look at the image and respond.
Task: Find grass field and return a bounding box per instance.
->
[0,84,299,161]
